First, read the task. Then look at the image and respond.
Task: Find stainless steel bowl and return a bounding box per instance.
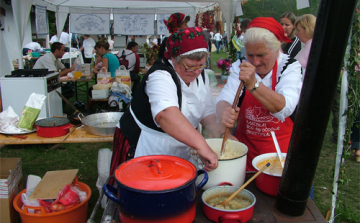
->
[80,112,124,136]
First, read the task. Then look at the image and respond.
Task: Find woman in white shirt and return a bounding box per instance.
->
[110,27,224,176]
[80,35,96,63]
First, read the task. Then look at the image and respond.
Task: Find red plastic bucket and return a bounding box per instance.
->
[13,181,91,223]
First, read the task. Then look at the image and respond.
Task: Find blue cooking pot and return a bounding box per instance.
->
[103,155,208,223]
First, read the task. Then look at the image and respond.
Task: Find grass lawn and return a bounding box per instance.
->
[1,50,359,222]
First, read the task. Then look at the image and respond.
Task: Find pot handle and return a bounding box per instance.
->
[219,182,234,186]
[102,176,121,205]
[62,123,73,130]
[196,169,208,191]
[219,214,243,223]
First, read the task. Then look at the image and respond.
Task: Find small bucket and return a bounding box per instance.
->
[13,181,91,223]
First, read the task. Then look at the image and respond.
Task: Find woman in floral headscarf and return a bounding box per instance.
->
[110,27,225,176]
[158,12,190,58]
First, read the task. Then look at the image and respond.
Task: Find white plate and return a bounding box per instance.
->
[0,128,36,135]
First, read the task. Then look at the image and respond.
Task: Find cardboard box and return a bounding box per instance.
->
[92,89,109,99]
[0,158,23,223]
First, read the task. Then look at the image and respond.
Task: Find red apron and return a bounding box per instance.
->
[235,61,294,171]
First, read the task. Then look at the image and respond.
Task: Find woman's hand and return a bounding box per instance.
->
[239,61,257,89]
[197,147,218,171]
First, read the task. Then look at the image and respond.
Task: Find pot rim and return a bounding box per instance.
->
[252,152,286,177]
[34,123,72,128]
[116,176,197,193]
[202,186,256,212]
[206,138,248,161]
[34,117,70,127]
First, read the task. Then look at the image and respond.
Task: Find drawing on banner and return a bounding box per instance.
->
[157,14,170,35]
[70,14,110,34]
[35,5,49,35]
[114,14,154,35]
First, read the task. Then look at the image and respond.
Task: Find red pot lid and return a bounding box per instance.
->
[115,155,197,191]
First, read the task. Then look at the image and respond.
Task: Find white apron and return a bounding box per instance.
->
[133,78,208,167]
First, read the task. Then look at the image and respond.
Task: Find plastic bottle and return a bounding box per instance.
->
[74,58,82,79]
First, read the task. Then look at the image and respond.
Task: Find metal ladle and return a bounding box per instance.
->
[270,131,285,168]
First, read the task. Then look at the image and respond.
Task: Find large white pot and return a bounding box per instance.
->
[197,138,248,190]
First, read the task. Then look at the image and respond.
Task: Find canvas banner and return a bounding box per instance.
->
[35,5,48,35]
[114,14,155,35]
[70,13,110,34]
[157,14,171,35]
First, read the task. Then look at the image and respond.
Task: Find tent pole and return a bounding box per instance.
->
[275,0,357,216]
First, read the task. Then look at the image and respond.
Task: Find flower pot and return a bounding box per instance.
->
[221,70,229,85]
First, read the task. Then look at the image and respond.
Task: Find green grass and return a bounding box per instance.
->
[1,51,359,223]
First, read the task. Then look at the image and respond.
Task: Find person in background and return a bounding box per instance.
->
[223,31,228,52]
[351,109,360,162]
[117,42,141,93]
[216,17,303,171]
[95,38,119,78]
[158,12,190,58]
[239,18,251,59]
[145,55,156,71]
[49,33,58,46]
[202,27,212,69]
[33,42,75,77]
[147,35,159,48]
[22,42,41,55]
[280,12,302,58]
[108,35,114,50]
[71,33,79,49]
[80,35,96,64]
[59,30,70,52]
[214,31,222,54]
[92,52,103,74]
[295,14,316,72]
[110,27,223,178]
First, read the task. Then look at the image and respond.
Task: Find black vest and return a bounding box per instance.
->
[120,58,205,146]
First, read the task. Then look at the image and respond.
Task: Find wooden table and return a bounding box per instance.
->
[0,127,112,145]
[103,180,327,223]
[61,73,95,112]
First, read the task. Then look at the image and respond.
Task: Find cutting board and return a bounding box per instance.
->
[28,169,79,201]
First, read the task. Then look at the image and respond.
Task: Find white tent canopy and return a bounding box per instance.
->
[6,0,238,69]
[32,0,238,40]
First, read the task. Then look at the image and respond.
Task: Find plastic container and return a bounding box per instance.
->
[31,52,41,57]
[13,181,91,223]
[74,58,82,79]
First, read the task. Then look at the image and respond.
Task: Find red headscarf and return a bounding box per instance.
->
[164,13,187,33]
[165,27,208,59]
[248,17,292,43]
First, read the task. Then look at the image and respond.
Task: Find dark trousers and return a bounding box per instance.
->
[331,89,340,139]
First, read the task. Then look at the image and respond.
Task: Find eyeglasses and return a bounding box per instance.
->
[180,60,207,72]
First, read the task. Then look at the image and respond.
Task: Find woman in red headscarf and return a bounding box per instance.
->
[110,27,224,177]
[158,13,190,58]
[216,17,303,171]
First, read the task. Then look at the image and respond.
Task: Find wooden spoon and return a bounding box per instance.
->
[217,162,270,208]
[220,81,244,156]
[50,124,81,150]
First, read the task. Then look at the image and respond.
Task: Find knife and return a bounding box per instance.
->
[55,90,79,113]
